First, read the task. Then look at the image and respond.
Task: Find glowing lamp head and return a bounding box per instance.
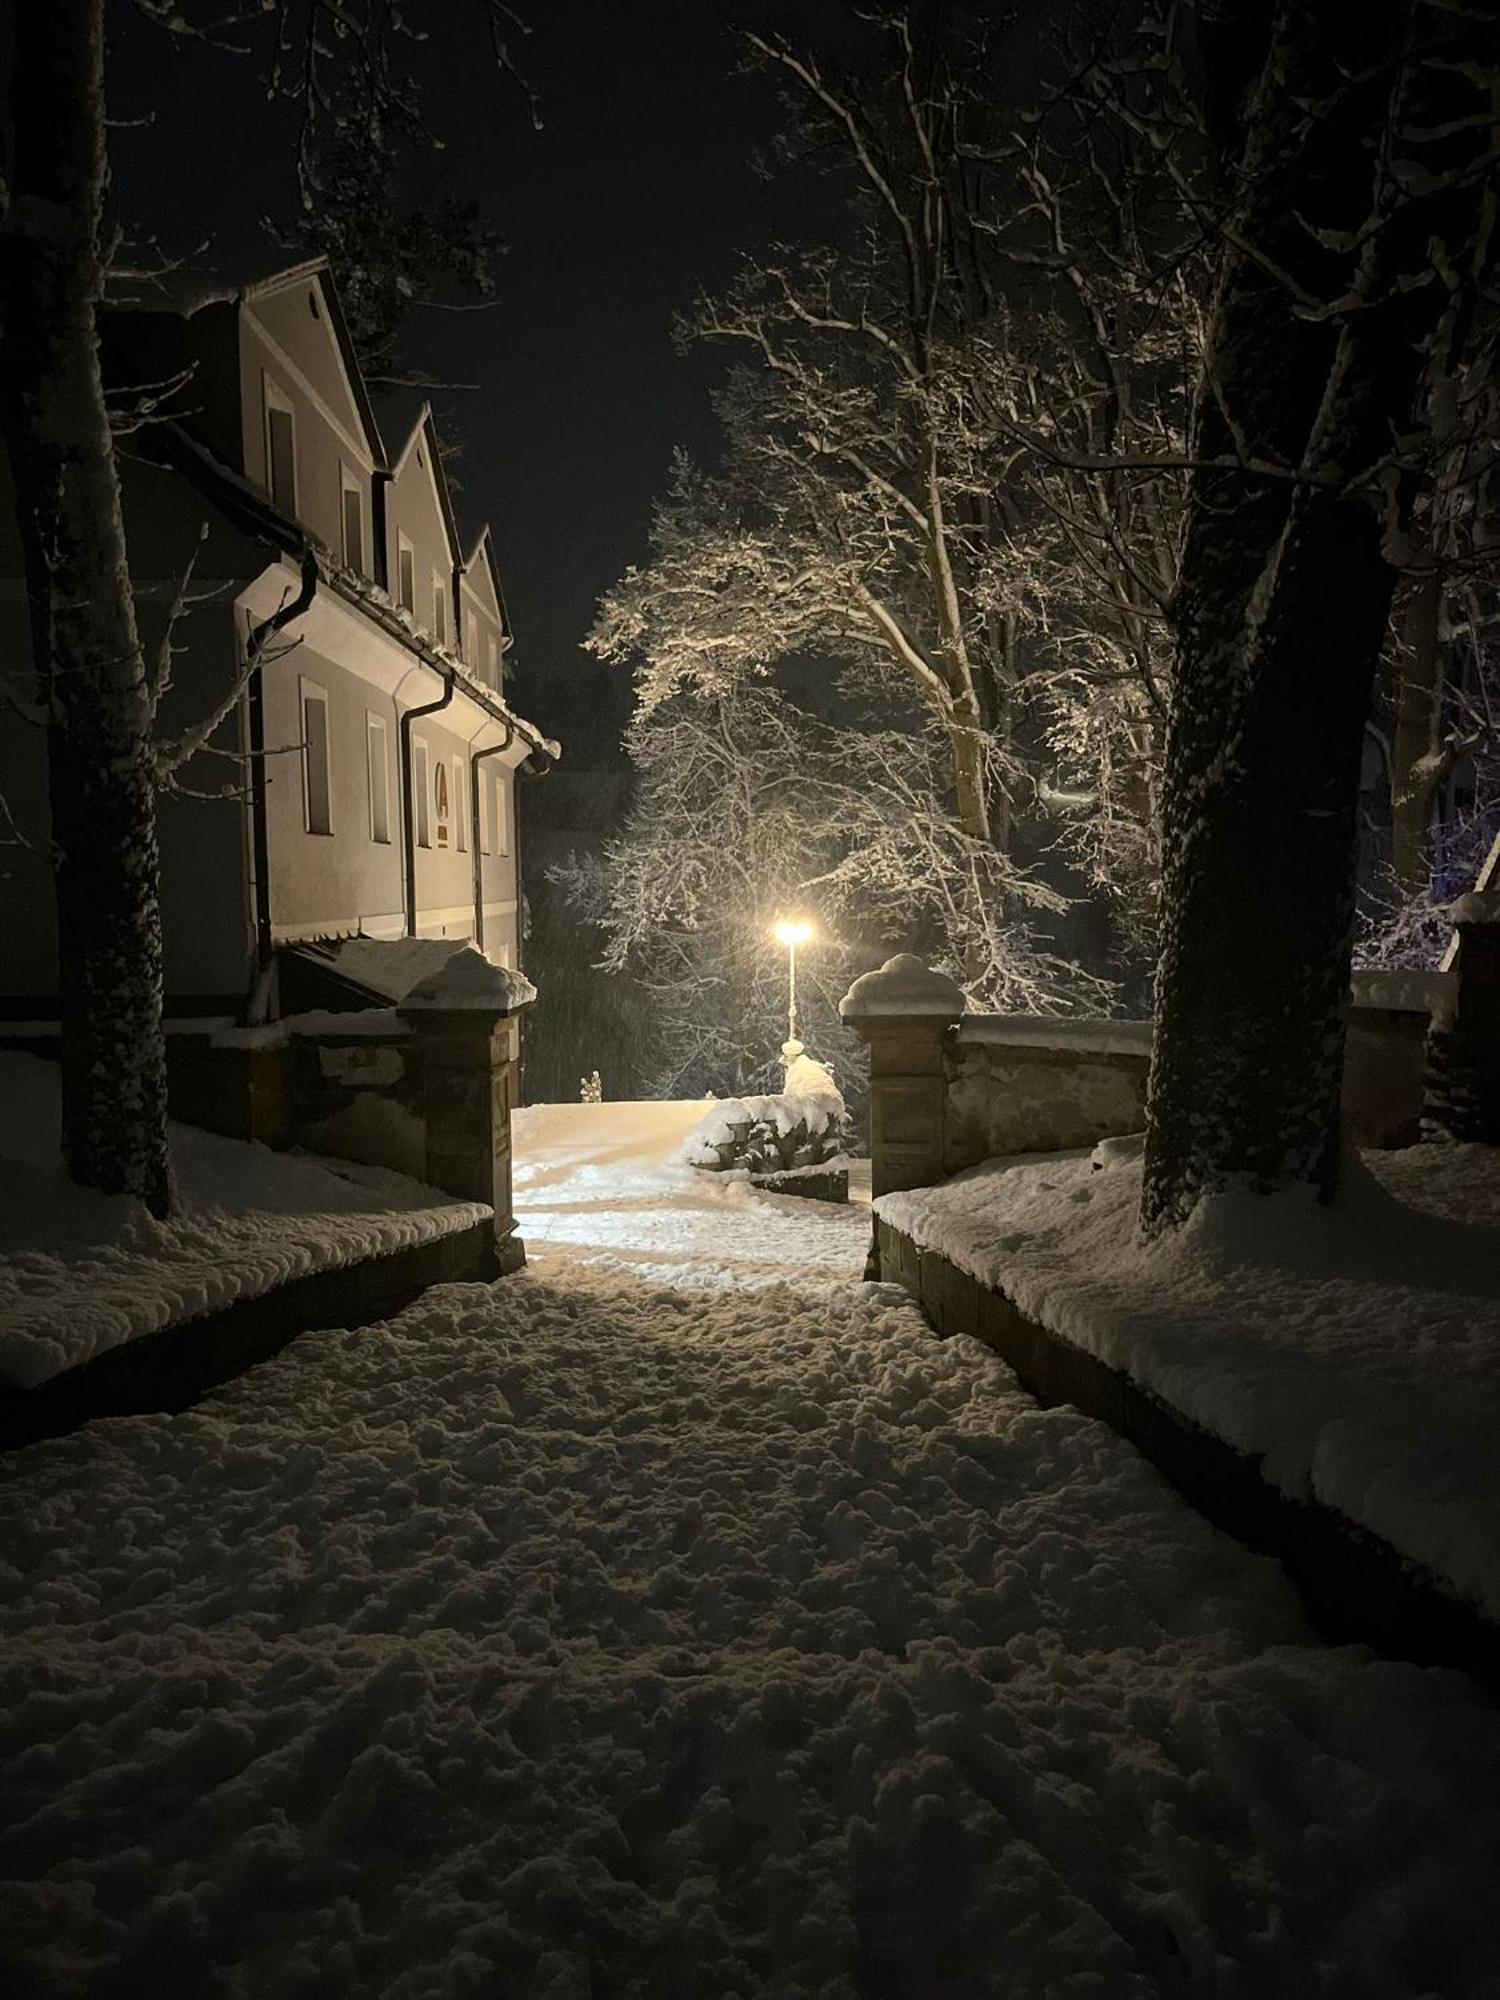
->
[775,920,813,948]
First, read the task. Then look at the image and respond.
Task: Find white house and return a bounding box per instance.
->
[0,256,556,1021]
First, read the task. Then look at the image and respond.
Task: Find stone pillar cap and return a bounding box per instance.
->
[398,944,537,1016]
[839,953,965,1020]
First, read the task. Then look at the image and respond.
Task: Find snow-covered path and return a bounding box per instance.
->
[3,1105,1500,1996]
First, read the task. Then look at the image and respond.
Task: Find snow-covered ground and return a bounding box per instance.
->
[3,1101,1500,1995]
[0,1053,489,1389]
[877,1142,1500,1624]
[513,1098,870,1285]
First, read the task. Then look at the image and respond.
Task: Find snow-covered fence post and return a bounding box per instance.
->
[398,949,537,1275]
[839,956,964,1199]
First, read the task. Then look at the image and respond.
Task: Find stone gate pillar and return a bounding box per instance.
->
[1429,907,1500,1142]
[840,954,965,1199]
[398,948,536,1274]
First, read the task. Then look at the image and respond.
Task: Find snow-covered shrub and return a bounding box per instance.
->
[679,1065,850,1174]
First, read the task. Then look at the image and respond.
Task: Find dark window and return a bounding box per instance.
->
[302,687,331,835]
[267,400,296,512]
[342,480,363,570]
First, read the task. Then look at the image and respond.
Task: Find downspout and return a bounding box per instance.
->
[372,469,392,592]
[471,723,513,954]
[245,549,318,1015]
[513,741,558,976]
[400,664,455,938]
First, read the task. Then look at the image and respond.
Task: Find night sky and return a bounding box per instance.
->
[105,0,864,769]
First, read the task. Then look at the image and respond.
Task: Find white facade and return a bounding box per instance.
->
[0,257,555,1018]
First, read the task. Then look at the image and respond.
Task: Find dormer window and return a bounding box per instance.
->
[397,534,416,615]
[432,575,448,647]
[264,378,296,514]
[340,465,364,572]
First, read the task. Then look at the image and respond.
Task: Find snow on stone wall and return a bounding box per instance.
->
[944,1041,1148,1173]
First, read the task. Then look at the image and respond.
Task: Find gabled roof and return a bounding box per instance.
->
[133,418,558,765]
[104,254,384,472]
[459,521,512,643]
[242,259,384,471]
[370,392,462,567]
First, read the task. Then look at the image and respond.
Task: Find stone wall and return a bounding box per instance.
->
[841,951,1488,1203]
[6,952,533,1271]
[945,1029,1151,1174]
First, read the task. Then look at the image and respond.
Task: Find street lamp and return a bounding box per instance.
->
[774,918,813,1052]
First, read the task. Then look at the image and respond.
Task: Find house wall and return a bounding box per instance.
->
[244,565,525,964]
[0,272,535,1018]
[241,286,376,574]
[459,547,506,690]
[382,430,455,642]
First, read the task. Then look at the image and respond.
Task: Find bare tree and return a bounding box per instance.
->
[566,673,1114,1095]
[593,10,1203,1009]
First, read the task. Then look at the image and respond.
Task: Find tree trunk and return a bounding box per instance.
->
[947,697,992,847]
[1390,564,1444,899]
[1141,0,1489,1237]
[0,0,173,1215]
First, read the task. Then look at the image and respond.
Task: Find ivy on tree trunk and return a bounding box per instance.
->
[1,0,173,1216]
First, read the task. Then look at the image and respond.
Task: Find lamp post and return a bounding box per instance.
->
[774,918,813,1053]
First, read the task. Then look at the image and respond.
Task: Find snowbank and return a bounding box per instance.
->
[0,1053,490,1389]
[878,1143,1500,1622]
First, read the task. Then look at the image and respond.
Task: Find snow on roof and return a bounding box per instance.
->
[399,944,537,1013]
[327,937,472,1005]
[840,954,965,1019]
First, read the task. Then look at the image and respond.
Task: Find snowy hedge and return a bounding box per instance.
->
[680,1056,851,1174]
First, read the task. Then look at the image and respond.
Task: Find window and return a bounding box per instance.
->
[491,769,509,855]
[432,574,448,647]
[397,535,416,615]
[452,756,467,852]
[301,679,332,835]
[413,739,432,848]
[366,713,390,844]
[265,380,296,513]
[341,467,364,572]
[478,763,491,853]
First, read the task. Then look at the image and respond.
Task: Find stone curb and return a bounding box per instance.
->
[876,1217,1500,1695]
[0,1219,502,1453]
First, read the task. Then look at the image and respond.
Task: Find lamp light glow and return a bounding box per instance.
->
[773,918,814,1046]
